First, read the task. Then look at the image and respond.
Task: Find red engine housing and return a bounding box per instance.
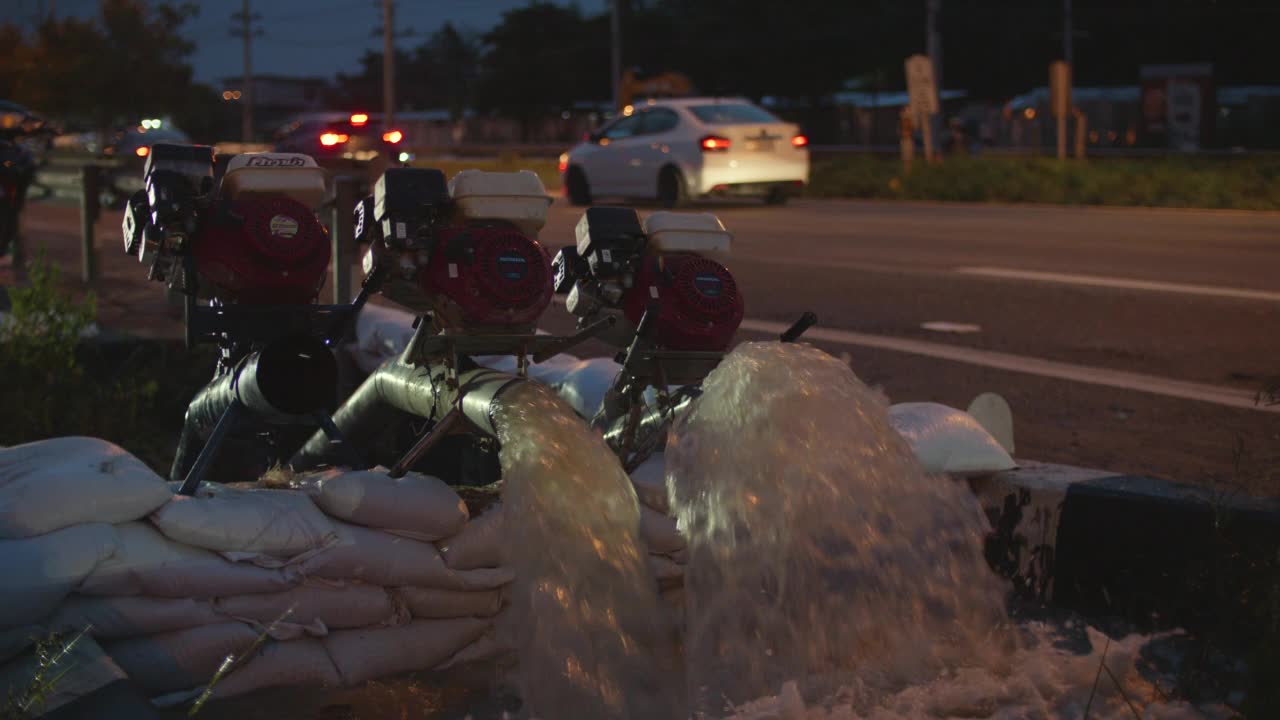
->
[624,253,744,352]
[417,225,553,330]
[192,196,331,305]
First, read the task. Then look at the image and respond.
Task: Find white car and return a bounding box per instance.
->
[560,98,809,207]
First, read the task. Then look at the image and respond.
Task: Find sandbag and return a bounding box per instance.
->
[438,504,504,571]
[322,618,490,685]
[49,596,224,640]
[302,521,512,590]
[0,437,171,539]
[306,469,468,541]
[1,523,118,629]
[80,522,296,599]
[350,303,416,374]
[552,357,620,419]
[888,402,1017,476]
[207,638,341,700]
[435,629,510,670]
[639,505,685,555]
[394,587,503,620]
[150,486,337,560]
[647,554,684,583]
[0,632,127,716]
[213,583,398,631]
[105,622,260,694]
[629,453,670,513]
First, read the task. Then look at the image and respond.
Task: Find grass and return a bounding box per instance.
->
[808,154,1280,211]
[2,628,91,720]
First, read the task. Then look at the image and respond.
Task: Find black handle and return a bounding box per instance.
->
[780,312,817,343]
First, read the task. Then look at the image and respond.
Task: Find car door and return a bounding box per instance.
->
[577,113,646,196]
[632,108,682,198]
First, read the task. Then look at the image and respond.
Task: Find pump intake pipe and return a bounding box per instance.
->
[171,335,339,491]
[288,340,527,472]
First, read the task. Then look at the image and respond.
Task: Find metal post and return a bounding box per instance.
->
[240,0,254,143]
[79,165,99,283]
[610,0,622,110]
[331,176,358,305]
[382,0,396,130]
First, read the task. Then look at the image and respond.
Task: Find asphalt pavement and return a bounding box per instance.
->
[9,194,1280,492]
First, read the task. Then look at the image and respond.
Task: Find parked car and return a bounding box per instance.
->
[273,112,407,161]
[98,122,191,207]
[560,98,809,207]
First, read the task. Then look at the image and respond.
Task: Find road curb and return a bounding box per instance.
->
[974,461,1280,638]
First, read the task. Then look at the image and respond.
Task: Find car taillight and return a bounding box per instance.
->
[135,146,150,157]
[320,132,349,147]
[791,134,808,148]
[382,130,403,144]
[700,135,731,152]
[350,113,369,126]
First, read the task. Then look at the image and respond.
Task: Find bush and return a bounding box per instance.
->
[0,255,214,473]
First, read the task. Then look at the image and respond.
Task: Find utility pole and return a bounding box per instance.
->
[232,1,261,143]
[1063,0,1073,64]
[926,0,942,98]
[383,0,396,130]
[610,0,622,110]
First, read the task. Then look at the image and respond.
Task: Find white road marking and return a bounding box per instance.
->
[955,266,1280,303]
[920,321,982,333]
[738,318,1277,414]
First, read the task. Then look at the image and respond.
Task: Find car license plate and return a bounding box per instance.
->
[745,140,774,152]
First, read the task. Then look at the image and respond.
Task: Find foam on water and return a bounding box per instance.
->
[493,381,684,719]
[667,342,1229,719]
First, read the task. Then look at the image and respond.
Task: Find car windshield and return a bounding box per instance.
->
[688,103,780,125]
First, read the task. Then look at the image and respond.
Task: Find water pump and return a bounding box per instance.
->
[552,208,812,469]
[291,168,617,478]
[122,145,366,493]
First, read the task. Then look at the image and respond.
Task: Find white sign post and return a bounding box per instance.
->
[904,54,940,162]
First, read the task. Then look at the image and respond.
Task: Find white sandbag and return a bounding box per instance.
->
[307,469,468,541]
[394,587,503,619]
[629,453,670,513]
[435,629,510,670]
[438,505,505,571]
[888,402,1017,476]
[552,357,620,419]
[0,632,127,715]
[80,522,296,598]
[207,638,341,700]
[323,618,490,685]
[639,505,685,555]
[105,622,260,694]
[0,437,171,539]
[1,523,117,629]
[214,583,397,630]
[150,486,337,559]
[49,595,224,640]
[351,302,416,373]
[302,521,512,590]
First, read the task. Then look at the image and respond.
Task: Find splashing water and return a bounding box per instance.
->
[494,381,684,720]
[667,342,1230,719]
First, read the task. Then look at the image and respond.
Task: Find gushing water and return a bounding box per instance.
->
[666,342,1229,719]
[493,381,683,719]
[666,341,1008,713]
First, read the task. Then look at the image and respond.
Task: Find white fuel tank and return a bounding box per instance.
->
[220,153,327,211]
[643,212,732,254]
[448,169,552,237]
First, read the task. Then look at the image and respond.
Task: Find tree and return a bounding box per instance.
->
[0,0,199,132]
[476,3,607,138]
[419,23,480,122]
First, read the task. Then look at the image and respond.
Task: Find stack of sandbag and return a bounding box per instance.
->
[0,439,513,708]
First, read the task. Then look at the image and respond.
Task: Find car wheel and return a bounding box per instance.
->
[657,166,688,209]
[763,188,788,206]
[566,167,592,206]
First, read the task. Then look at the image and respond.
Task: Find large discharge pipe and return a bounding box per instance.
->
[289,344,527,470]
[171,335,338,482]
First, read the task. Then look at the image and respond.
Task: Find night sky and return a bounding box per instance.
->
[2,0,608,84]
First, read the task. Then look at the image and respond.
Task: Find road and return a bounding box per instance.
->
[11,196,1280,492]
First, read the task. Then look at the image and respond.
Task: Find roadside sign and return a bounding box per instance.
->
[904,54,939,120]
[1050,60,1072,118]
